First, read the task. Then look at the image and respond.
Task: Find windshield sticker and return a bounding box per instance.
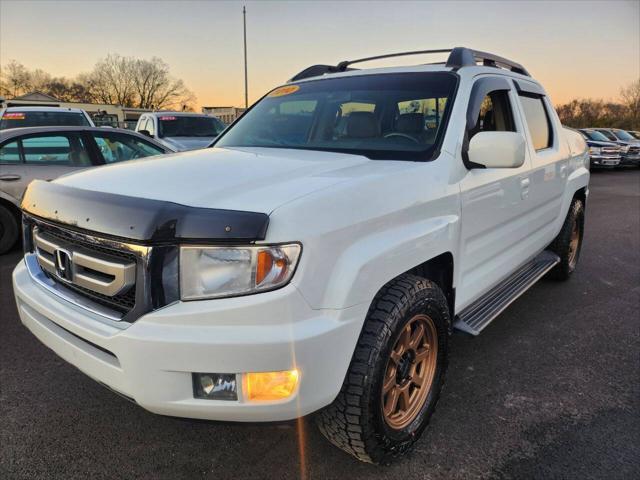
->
[3,112,25,119]
[159,116,177,121]
[268,85,300,97]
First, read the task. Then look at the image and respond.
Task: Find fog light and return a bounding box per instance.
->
[193,373,238,400]
[245,369,299,401]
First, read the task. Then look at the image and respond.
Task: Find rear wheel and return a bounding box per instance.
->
[316,274,451,464]
[548,198,584,280]
[0,204,19,255]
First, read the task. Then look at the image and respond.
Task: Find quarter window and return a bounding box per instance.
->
[93,133,165,163]
[0,141,21,163]
[519,95,553,150]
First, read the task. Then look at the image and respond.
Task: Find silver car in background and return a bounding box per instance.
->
[0,126,173,253]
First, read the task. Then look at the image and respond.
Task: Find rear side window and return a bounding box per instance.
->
[519,95,552,150]
[0,111,90,129]
[22,135,91,166]
[0,141,21,163]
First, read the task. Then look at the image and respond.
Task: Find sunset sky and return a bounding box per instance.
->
[1,0,638,109]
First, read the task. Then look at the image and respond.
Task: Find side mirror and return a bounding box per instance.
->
[138,130,152,137]
[468,131,526,168]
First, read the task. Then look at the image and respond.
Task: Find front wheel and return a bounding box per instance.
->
[316,274,451,464]
[0,204,19,255]
[548,198,585,280]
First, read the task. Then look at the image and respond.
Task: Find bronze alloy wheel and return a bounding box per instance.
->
[568,218,580,267]
[382,314,438,430]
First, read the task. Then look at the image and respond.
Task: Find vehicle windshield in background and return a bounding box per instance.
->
[215,72,458,160]
[612,129,637,141]
[158,116,224,138]
[0,111,90,129]
[595,129,618,141]
[582,130,612,142]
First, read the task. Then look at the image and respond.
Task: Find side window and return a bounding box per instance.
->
[471,90,515,138]
[518,95,553,150]
[0,141,21,163]
[22,135,91,166]
[146,118,156,136]
[93,133,165,164]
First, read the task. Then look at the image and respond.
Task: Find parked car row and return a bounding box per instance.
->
[578,128,640,169]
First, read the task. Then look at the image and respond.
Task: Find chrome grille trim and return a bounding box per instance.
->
[24,216,152,324]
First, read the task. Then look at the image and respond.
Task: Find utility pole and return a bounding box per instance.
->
[243,5,248,109]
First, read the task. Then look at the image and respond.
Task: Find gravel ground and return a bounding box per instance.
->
[1,169,639,479]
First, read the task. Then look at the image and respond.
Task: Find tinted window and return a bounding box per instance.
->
[0,141,21,163]
[158,115,223,138]
[519,95,552,150]
[595,129,617,141]
[470,90,515,138]
[93,132,165,163]
[22,135,91,166]
[612,129,636,141]
[581,130,610,142]
[215,72,458,161]
[0,111,90,129]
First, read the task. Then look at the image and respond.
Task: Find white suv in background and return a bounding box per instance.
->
[135,112,225,151]
[13,47,589,464]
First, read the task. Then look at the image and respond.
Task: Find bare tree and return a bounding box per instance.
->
[131,57,195,110]
[620,79,640,126]
[84,54,137,106]
[0,60,32,97]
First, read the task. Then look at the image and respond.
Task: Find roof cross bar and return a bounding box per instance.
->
[288,47,530,82]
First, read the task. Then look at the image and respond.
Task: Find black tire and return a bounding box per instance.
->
[316,274,451,464]
[548,198,584,281]
[0,204,19,255]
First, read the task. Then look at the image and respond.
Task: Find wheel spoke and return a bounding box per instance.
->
[384,387,400,416]
[409,323,425,350]
[383,368,396,393]
[399,384,411,411]
[414,346,430,362]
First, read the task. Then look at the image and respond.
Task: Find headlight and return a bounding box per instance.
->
[589,146,601,155]
[180,244,301,300]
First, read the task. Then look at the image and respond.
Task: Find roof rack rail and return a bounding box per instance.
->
[288,47,530,82]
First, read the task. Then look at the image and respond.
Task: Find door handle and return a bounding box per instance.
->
[520,178,530,199]
[0,174,21,181]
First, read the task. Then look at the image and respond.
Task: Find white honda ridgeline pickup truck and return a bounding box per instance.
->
[13,48,588,464]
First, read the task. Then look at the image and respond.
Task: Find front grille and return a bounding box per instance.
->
[601,147,620,155]
[32,221,140,316]
[627,146,640,155]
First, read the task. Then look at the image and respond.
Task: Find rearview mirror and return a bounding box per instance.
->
[468,131,526,168]
[138,130,152,137]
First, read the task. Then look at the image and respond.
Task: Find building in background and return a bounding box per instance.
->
[201,106,246,125]
[0,92,152,129]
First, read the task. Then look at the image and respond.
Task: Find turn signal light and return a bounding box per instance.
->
[245,369,299,401]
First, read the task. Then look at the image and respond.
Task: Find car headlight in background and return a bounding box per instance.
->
[180,244,301,300]
[589,146,602,155]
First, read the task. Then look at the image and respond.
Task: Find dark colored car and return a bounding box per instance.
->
[593,128,640,167]
[0,126,173,254]
[578,129,621,168]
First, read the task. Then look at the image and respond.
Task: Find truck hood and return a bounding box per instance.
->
[160,136,216,151]
[587,140,619,148]
[54,147,376,213]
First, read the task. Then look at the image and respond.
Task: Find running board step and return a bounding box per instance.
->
[454,250,560,336]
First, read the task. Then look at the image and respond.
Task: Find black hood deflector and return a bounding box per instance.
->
[21,180,269,244]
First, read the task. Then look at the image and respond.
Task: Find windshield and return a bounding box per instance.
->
[158,115,224,138]
[0,110,90,129]
[595,129,617,141]
[612,129,636,141]
[214,72,458,160]
[581,130,610,142]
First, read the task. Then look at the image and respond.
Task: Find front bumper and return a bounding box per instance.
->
[589,154,620,167]
[620,154,640,166]
[13,260,366,422]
